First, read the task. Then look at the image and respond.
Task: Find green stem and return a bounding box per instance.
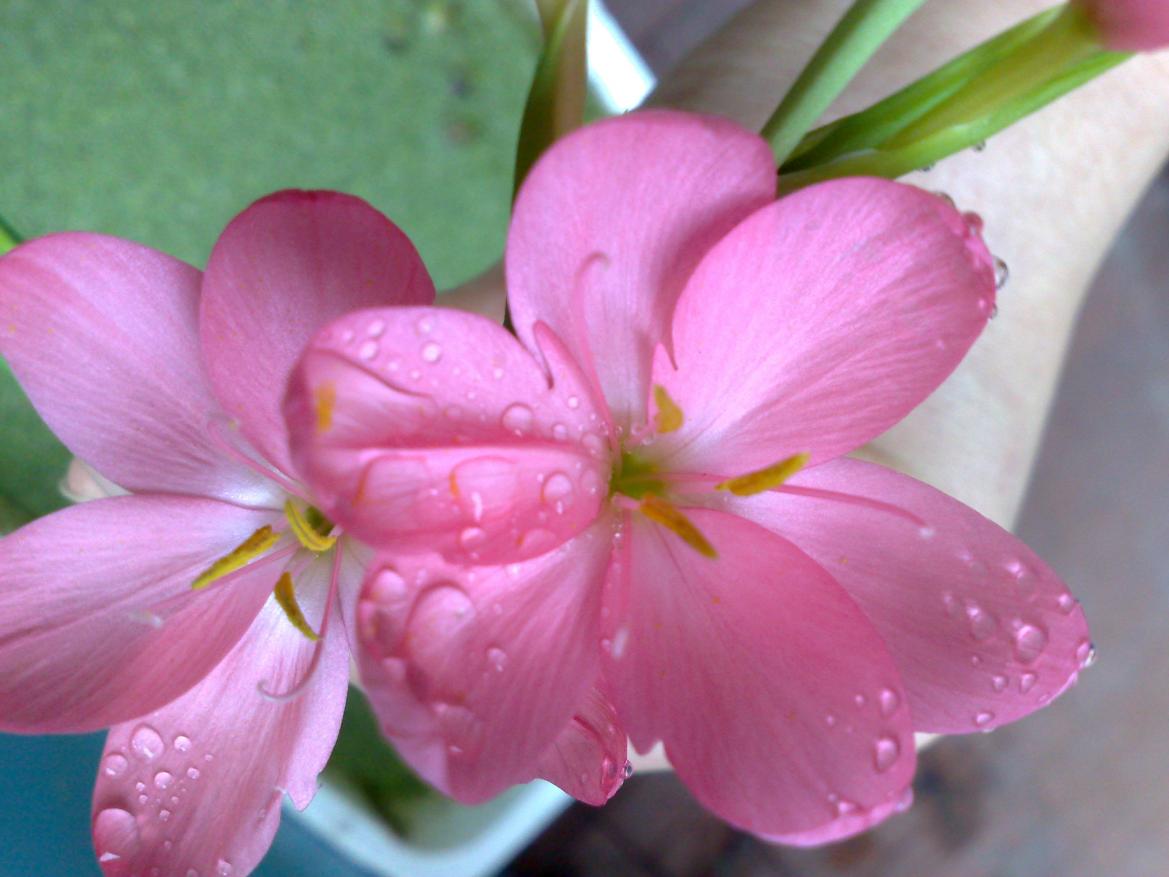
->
[512,0,588,200]
[760,0,928,166]
[778,3,1128,192]
[783,7,1063,172]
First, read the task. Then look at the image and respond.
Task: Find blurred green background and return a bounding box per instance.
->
[0,1,539,871]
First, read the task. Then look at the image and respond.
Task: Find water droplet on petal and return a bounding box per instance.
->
[825,713,838,727]
[187,767,201,780]
[416,316,433,335]
[1076,639,1097,668]
[974,710,995,728]
[965,601,997,641]
[894,787,915,813]
[963,211,984,234]
[486,646,508,672]
[918,525,936,540]
[217,860,234,876]
[94,808,140,862]
[153,771,174,790]
[102,753,129,777]
[623,761,634,779]
[421,341,442,363]
[567,395,580,409]
[358,340,378,361]
[458,526,487,549]
[853,693,867,708]
[610,627,630,660]
[159,808,172,822]
[1011,621,1048,663]
[873,734,900,772]
[1019,672,1038,693]
[541,472,574,507]
[130,724,165,761]
[994,257,1009,290]
[367,319,386,338]
[500,403,534,435]
[551,422,568,441]
[1056,593,1076,614]
[991,674,1008,692]
[878,688,900,718]
[173,735,191,753]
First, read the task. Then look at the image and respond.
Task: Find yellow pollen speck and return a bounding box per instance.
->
[653,385,684,434]
[283,500,337,553]
[314,382,337,433]
[274,572,320,641]
[192,525,281,590]
[716,452,810,496]
[449,470,461,499]
[639,493,717,558]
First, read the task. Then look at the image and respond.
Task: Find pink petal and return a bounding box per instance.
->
[653,178,995,475]
[537,683,629,806]
[0,495,282,732]
[92,590,349,877]
[356,523,612,803]
[722,457,1092,733]
[0,234,278,505]
[506,110,775,430]
[201,190,435,477]
[1076,0,1169,50]
[603,508,916,840]
[286,306,610,564]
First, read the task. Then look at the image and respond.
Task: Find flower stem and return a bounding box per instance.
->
[760,0,928,166]
[778,3,1128,192]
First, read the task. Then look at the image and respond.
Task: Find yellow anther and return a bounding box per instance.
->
[284,501,337,553]
[314,382,336,434]
[716,452,810,497]
[653,385,684,434]
[273,572,320,641]
[639,493,717,558]
[192,525,281,590]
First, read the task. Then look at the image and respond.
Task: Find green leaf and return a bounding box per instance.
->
[324,686,435,834]
[513,0,588,198]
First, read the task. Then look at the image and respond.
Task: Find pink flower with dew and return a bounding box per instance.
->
[1074,0,1169,51]
[285,111,1093,842]
[0,191,438,876]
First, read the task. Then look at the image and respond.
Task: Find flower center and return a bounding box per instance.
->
[608,385,812,559]
[189,501,338,641]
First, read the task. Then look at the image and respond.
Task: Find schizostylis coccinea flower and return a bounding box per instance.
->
[0,191,437,876]
[285,110,1093,843]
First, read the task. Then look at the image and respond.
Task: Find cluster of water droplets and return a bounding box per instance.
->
[324,312,613,562]
[818,685,912,824]
[938,543,1094,730]
[94,725,238,876]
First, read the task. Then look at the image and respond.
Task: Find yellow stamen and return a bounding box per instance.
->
[192,525,281,590]
[273,572,320,641]
[639,493,717,558]
[653,385,684,434]
[716,452,810,496]
[314,382,336,434]
[284,500,337,553]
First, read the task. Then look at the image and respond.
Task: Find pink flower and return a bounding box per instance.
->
[0,191,435,875]
[1075,0,1169,51]
[286,110,1092,842]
